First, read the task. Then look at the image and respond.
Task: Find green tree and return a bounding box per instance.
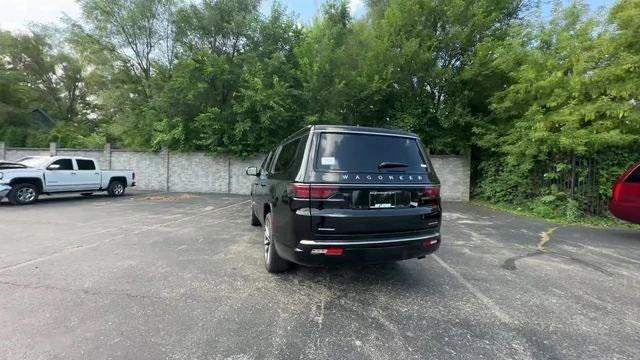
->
[372,0,523,152]
[78,0,178,93]
[475,0,640,216]
[67,0,179,148]
[0,29,96,146]
[151,1,305,155]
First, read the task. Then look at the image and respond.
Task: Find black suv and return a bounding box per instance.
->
[246,125,441,272]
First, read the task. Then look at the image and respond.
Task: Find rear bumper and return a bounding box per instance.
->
[610,202,640,224]
[0,184,11,199]
[277,232,441,266]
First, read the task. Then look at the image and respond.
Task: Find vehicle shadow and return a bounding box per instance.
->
[273,259,442,295]
[0,193,134,206]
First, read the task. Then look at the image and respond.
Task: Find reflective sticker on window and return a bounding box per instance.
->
[321,157,336,166]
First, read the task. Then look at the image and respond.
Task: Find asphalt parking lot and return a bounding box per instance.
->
[1,192,639,360]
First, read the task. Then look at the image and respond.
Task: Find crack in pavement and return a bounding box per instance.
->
[501,227,614,276]
[537,227,558,251]
[0,280,170,301]
[502,251,546,271]
[502,227,559,271]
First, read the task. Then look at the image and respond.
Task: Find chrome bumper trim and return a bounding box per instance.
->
[299,232,440,246]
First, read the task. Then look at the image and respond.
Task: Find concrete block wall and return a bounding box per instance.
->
[168,152,230,193]
[430,155,471,201]
[111,150,167,191]
[5,149,51,160]
[229,155,266,195]
[0,143,470,201]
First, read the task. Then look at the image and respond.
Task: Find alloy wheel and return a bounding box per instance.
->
[264,217,271,263]
[17,187,36,203]
[113,183,124,195]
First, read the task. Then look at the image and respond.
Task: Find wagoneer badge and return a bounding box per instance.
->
[340,174,423,181]
[321,173,426,183]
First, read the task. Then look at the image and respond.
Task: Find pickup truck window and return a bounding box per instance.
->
[49,159,74,170]
[77,159,96,170]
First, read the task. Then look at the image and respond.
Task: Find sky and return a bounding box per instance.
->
[0,0,614,33]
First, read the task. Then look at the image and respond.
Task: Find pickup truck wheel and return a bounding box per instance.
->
[263,213,290,273]
[250,202,261,226]
[107,181,125,197]
[8,183,40,205]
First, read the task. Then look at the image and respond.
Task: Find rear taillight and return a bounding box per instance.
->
[289,184,339,199]
[422,239,439,248]
[421,186,440,199]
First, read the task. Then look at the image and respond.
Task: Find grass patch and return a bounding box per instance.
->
[472,199,640,229]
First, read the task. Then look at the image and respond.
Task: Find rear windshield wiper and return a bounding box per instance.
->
[378,162,409,170]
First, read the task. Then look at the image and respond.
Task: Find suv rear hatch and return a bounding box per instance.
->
[299,131,441,239]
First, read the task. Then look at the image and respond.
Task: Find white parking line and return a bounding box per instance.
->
[0,200,250,273]
[433,254,512,323]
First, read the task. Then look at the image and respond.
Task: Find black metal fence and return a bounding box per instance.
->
[533,153,636,216]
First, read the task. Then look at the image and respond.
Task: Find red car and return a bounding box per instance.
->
[610,161,640,224]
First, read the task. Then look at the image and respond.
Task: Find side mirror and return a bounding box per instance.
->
[245,166,259,177]
[47,164,61,170]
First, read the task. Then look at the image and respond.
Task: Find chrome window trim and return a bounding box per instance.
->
[310,129,418,139]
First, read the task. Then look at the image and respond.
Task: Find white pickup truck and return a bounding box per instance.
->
[0,156,135,205]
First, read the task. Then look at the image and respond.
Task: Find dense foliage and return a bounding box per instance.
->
[473,0,640,219]
[0,0,639,220]
[0,0,528,152]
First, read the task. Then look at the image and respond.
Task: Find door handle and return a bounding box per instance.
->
[71,172,77,175]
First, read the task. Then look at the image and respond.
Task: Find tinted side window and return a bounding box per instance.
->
[49,159,74,171]
[261,151,273,173]
[77,159,96,170]
[625,165,640,183]
[273,139,300,174]
[289,135,308,175]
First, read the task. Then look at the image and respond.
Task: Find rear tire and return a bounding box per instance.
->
[263,213,290,273]
[250,202,261,226]
[8,183,40,205]
[107,181,126,197]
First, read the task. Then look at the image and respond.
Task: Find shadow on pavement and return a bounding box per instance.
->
[0,193,134,206]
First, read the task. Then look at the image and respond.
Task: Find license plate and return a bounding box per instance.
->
[369,191,397,208]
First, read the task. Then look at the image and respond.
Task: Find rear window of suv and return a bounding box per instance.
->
[315,132,426,172]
